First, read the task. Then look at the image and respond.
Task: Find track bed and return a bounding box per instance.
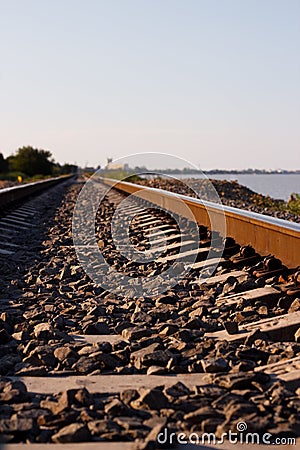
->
[0,178,299,449]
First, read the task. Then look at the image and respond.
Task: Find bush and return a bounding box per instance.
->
[0,153,8,173]
[0,171,27,181]
[287,193,300,215]
[8,146,55,177]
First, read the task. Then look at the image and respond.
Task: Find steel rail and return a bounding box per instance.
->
[100,177,300,268]
[0,174,75,208]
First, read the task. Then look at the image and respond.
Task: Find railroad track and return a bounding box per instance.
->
[0,176,75,210]
[0,176,300,449]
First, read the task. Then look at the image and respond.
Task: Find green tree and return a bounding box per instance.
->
[8,146,54,176]
[60,163,78,174]
[0,153,8,173]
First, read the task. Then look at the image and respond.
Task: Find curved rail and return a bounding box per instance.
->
[0,174,75,208]
[100,177,300,268]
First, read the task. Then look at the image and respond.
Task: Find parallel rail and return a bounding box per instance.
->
[0,174,75,208]
[101,177,300,268]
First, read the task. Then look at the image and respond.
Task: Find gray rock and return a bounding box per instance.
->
[104,399,130,416]
[134,418,167,450]
[201,417,225,433]
[12,331,28,341]
[54,346,79,365]
[34,323,53,339]
[88,419,121,435]
[184,317,203,330]
[184,406,223,424]
[114,416,144,430]
[231,360,256,372]
[0,417,33,434]
[0,388,28,404]
[158,324,179,336]
[38,410,79,428]
[52,423,91,443]
[236,348,269,364]
[146,365,166,375]
[122,327,152,341]
[120,389,139,405]
[224,402,258,420]
[74,388,92,406]
[223,321,239,335]
[142,349,175,368]
[288,298,300,313]
[83,321,111,335]
[0,354,21,375]
[189,307,206,319]
[201,357,229,373]
[133,388,169,410]
[165,382,191,398]
[131,343,162,370]
[72,352,119,373]
[155,295,177,305]
[0,328,11,343]
[217,372,269,390]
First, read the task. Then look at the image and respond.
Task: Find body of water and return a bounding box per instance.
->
[172,173,300,201]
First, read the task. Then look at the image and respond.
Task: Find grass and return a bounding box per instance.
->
[251,192,300,216]
[0,172,70,183]
[287,193,300,215]
[100,169,142,182]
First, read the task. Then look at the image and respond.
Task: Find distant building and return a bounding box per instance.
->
[84,166,96,172]
[105,158,129,171]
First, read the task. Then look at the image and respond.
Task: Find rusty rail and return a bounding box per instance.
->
[100,177,300,268]
[0,174,75,208]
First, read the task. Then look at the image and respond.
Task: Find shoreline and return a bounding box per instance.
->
[135,177,300,223]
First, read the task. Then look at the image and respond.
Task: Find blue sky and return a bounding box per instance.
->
[1,0,299,169]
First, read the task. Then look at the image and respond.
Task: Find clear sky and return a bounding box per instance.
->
[1,0,299,170]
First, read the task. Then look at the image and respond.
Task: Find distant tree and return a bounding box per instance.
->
[8,146,55,176]
[60,163,78,174]
[0,153,8,173]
